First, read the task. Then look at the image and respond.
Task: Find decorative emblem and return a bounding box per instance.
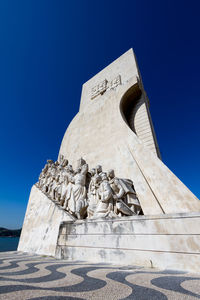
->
[91,79,108,99]
[91,75,121,99]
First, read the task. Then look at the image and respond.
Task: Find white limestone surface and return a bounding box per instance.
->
[18,185,74,256]
[56,213,200,272]
[59,49,200,215]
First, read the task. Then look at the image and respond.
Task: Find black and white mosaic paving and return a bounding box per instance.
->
[0,252,200,299]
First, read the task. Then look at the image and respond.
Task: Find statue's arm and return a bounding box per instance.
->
[115,179,125,199]
[101,183,112,202]
[81,164,88,175]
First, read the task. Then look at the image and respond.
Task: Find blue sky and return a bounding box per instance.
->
[0,0,200,229]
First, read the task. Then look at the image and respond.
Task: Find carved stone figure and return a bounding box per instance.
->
[95,165,102,175]
[49,164,57,178]
[49,175,60,201]
[107,169,141,215]
[42,173,51,193]
[36,158,142,219]
[37,159,54,189]
[87,170,101,218]
[67,164,74,176]
[56,175,66,206]
[67,162,88,219]
[92,172,115,219]
[76,157,87,169]
[38,169,46,189]
[59,165,74,206]
[58,154,68,167]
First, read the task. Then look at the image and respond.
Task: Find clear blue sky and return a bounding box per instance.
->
[0,0,200,229]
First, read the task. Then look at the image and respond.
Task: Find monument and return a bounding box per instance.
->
[18,49,200,272]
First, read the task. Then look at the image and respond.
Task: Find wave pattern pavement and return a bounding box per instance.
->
[0,252,200,299]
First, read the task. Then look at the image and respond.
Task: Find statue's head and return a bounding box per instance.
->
[107,169,115,179]
[100,172,108,181]
[58,154,64,163]
[47,159,54,165]
[90,168,96,176]
[95,165,102,174]
[66,164,73,173]
[76,157,86,169]
[62,159,68,167]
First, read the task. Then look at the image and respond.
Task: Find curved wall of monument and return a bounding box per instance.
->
[120,85,161,158]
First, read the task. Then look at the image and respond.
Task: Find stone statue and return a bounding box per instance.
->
[67,162,88,219]
[59,165,74,206]
[76,157,87,169]
[37,159,53,189]
[107,169,141,215]
[38,169,46,189]
[92,172,115,219]
[58,154,68,167]
[95,165,103,175]
[87,169,101,218]
[48,175,60,201]
[36,158,142,219]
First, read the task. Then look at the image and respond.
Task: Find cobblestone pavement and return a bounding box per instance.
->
[0,251,200,299]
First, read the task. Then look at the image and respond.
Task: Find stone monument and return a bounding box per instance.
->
[18,49,200,272]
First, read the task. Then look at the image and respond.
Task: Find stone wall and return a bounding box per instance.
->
[59,49,200,215]
[56,213,200,272]
[18,185,74,256]
[129,95,161,158]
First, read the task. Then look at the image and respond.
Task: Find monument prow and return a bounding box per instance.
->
[59,48,200,215]
[19,49,200,272]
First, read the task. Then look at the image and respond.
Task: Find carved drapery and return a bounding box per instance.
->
[36,156,142,219]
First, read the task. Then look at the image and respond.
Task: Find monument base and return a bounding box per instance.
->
[18,186,74,256]
[55,213,200,272]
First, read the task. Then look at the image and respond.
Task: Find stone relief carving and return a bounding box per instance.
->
[91,79,108,99]
[36,157,143,219]
[91,75,121,99]
[109,74,121,89]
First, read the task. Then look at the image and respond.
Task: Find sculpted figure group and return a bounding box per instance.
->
[37,155,142,219]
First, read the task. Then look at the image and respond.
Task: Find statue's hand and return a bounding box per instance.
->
[113,195,118,200]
